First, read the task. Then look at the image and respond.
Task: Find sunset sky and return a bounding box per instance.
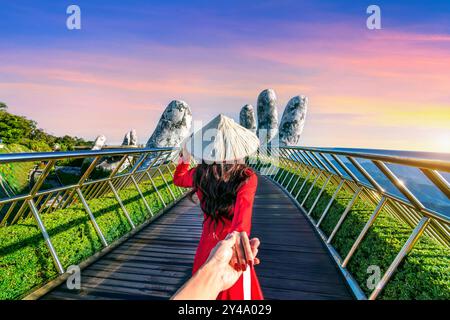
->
[0,0,449,152]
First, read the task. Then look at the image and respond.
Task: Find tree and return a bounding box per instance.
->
[0,106,92,151]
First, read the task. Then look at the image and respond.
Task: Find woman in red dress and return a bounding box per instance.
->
[173,114,264,300]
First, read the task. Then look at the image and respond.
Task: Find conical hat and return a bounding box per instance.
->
[183,114,260,163]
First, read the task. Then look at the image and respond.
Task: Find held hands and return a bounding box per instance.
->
[230,231,259,272]
[205,231,260,291]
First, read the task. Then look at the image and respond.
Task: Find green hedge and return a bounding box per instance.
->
[0,174,182,300]
[269,164,450,299]
[0,144,35,196]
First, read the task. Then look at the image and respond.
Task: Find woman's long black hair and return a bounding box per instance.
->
[188,161,253,228]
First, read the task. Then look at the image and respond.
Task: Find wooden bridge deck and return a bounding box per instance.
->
[42,175,353,300]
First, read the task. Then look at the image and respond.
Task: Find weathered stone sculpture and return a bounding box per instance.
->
[97,129,138,173]
[96,157,129,173]
[239,104,256,133]
[122,129,138,146]
[82,134,107,168]
[256,89,278,143]
[92,135,107,150]
[279,95,308,146]
[146,100,192,148]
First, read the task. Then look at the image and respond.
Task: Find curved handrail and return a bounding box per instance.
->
[249,145,450,300]
[1,145,449,300]
[0,146,186,299]
[0,146,177,164]
[282,146,450,172]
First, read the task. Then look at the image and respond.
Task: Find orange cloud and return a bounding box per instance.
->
[0,29,449,152]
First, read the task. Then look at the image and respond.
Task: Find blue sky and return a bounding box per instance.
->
[2,0,449,47]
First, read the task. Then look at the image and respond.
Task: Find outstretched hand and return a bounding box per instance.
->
[206,231,260,291]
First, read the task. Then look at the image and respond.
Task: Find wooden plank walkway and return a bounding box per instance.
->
[42,175,352,300]
[252,176,352,300]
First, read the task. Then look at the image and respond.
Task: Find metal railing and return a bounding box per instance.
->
[0,147,185,276]
[2,144,449,300]
[249,146,450,300]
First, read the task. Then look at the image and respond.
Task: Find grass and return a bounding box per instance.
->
[0,172,184,300]
[263,161,450,300]
[0,144,35,197]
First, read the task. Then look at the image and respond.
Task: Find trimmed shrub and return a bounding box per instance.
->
[0,175,182,300]
[265,165,450,299]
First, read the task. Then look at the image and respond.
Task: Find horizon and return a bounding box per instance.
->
[1,0,449,152]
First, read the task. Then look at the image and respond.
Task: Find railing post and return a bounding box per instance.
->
[116,153,150,192]
[27,199,65,274]
[420,168,450,199]
[300,171,323,206]
[108,180,135,229]
[38,194,53,214]
[317,179,344,227]
[131,175,154,217]
[342,196,387,267]
[331,154,360,183]
[157,167,177,201]
[145,171,167,207]
[61,156,102,208]
[76,188,108,247]
[294,167,315,199]
[275,149,291,182]
[327,186,363,243]
[159,152,184,196]
[284,150,306,188]
[280,149,305,186]
[264,148,279,177]
[1,201,17,226]
[307,174,332,216]
[276,149,294,183]
[12,160,56,224]
[91,155,130,200]
[369,216,430,300]
[133,152,171,207]
[373,160,425,211]
[288,156,310,194]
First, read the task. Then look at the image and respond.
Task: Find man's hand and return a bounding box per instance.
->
[205,231,260,291]
[172,232,261,299]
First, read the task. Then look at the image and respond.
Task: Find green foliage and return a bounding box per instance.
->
[0,174,182,300]
[0,103,92,151]
[0,144,35,197]
[271,165,450,300]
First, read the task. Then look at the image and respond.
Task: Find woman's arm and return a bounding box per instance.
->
[173,159,195,188]
[229,172,258,270]
[230,172,258,234]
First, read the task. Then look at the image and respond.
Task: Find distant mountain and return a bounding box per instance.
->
[286,150,449,217]
[332,156,450,216]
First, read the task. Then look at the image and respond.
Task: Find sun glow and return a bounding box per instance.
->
[433,134,450,153]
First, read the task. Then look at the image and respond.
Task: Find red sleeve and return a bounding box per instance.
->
[230,172,258,235]
[173,160,195,188]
